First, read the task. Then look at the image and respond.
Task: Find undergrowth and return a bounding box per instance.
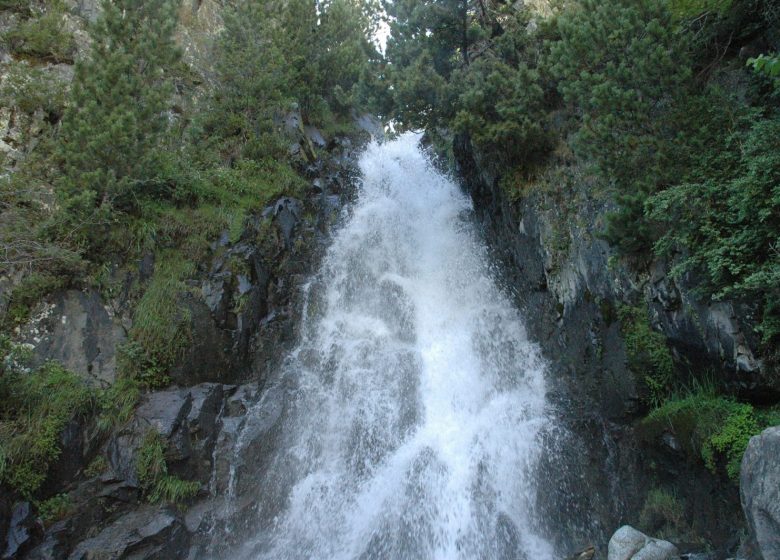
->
[136,430,199,504]
[642,386,778,480]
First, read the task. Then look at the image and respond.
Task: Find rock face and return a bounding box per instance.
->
[741,426,780,560]
[608,526,679,560]
[67,506,188,560]
[20,290,126,387]
[452,133,759,552]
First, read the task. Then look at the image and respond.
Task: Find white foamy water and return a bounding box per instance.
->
[225,133,555,560]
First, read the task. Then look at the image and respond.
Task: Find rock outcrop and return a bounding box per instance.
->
[740,426,780,560]
[452,132,763,554]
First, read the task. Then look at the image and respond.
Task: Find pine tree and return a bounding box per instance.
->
[56,0,181,223]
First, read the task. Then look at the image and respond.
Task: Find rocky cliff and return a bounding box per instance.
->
[452,132,779,558]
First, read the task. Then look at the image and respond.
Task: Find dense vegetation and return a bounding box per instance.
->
[0,0,380,504]
[378,0,779,480]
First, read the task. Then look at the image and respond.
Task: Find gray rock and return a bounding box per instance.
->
[3,502,38,559]
[608,526,679,560]
[21,290,126,386]
[67,506,188,560]
[353,113,384,139]
[741,426,780,560]
[108,385,227,487]
[304,125,327,149]
[263,197,303,248]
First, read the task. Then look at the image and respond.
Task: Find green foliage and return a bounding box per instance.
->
[96,376,141,434]
[83,455,108,478]
[748,53,780,91]
[649,114,780,349]
[121,256,194,389]
[2,272,68,328]
[548,0,691,253]
[2,3,75,62]
[35,493,72,525]
[55,0,181,251]
[451,12,553,169]
[618,305,676,406]
[643,390,770,480]
[667,0,733,18]
[0,360,93,498]
[136,430,198,504]
[639,488,685,537]
[0,61,68,116]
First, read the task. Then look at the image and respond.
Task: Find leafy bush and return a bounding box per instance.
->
[618,305,676,406]
[649,114,780,350]
[136,430,199,504]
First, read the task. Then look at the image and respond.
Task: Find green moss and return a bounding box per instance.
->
[0,361,93,498]
[643,391,771,480]
[136,430,199,504]
[619,305,676,406]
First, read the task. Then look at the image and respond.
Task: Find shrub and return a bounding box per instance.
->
[136,430,199,504]
[643,391,770,480]
[0,360,93,498]
[548,0,691,253]
[2,4,75,62]
[120,255,194,389]
[649,113,780,350]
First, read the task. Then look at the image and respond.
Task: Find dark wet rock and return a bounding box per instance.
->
[453,132,764,552]
[67,506,188,560]
[170,294,231,386]
[225,384,257,417]
[139,253,155,283]
[741,426,780,560]
[107,384,228,488]
[3,502,40,559]
[263,197,303,249]
[21,290,126,387]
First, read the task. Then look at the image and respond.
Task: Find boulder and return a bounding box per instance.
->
[741,426,780,560]
[67,506,188,560]
[608,526,679,560]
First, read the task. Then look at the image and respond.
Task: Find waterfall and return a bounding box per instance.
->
[219,133,556,560]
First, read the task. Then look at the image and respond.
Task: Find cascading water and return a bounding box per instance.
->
[218,133,557,560]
